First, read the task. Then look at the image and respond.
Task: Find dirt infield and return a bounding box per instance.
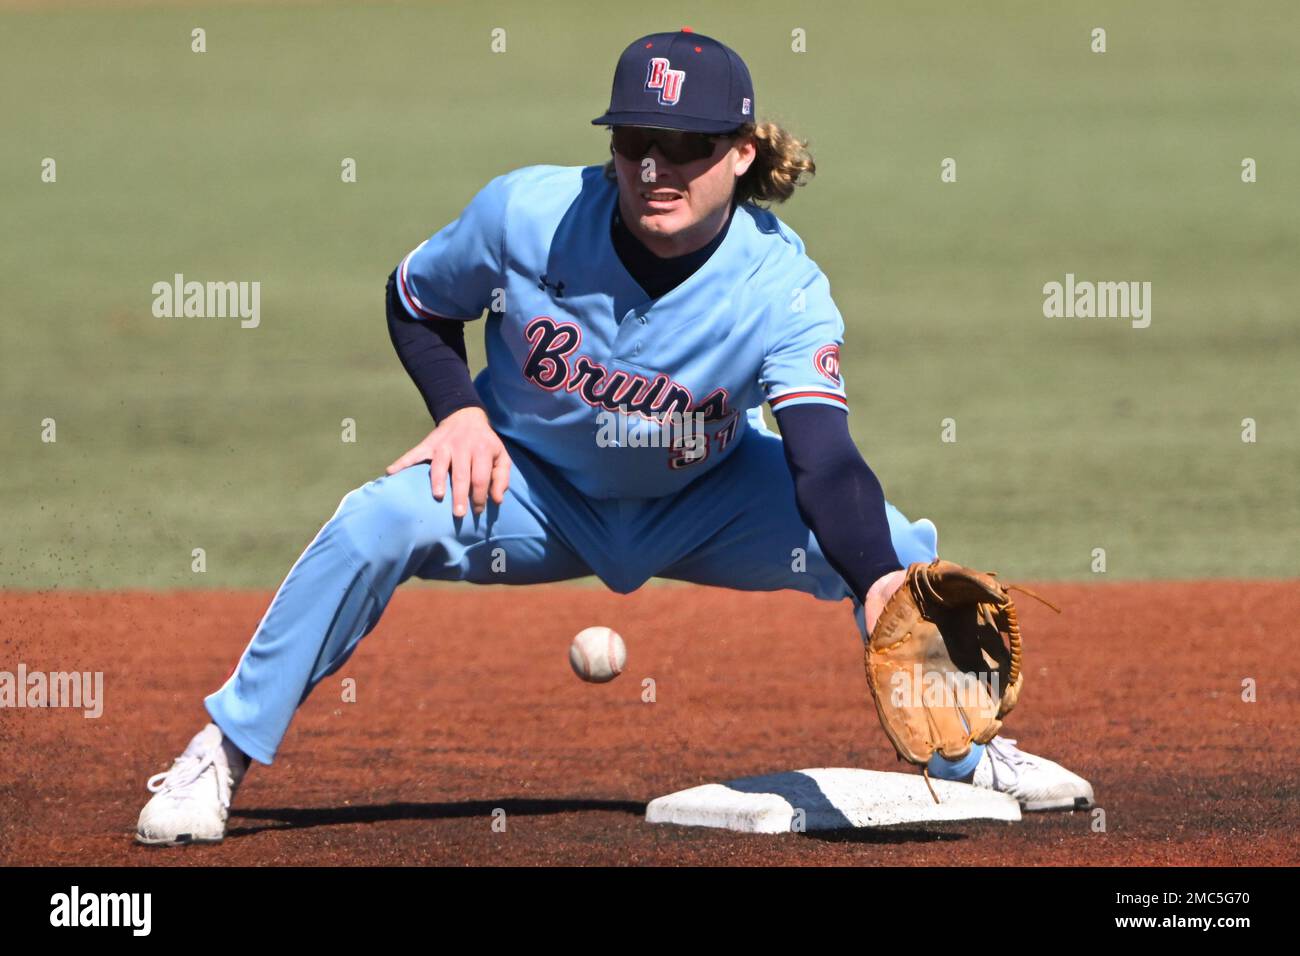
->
[2,582,1297,866]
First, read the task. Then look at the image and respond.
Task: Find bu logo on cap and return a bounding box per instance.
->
[645,57,685,105]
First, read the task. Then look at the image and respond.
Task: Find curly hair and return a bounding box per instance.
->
[602,120,816,207]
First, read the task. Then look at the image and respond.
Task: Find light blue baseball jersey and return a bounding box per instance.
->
[394,164,849,499]
[206,167,950,770]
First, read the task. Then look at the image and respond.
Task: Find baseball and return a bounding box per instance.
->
[568,626,627,683]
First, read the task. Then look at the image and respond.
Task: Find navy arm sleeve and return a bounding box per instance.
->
[774,403,904,601]
[385,269,486,423]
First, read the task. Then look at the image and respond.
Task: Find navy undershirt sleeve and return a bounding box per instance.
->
[774,403,904,601]
[385,269,486,423]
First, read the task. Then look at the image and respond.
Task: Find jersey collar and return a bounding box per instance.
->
[598,174,745,314]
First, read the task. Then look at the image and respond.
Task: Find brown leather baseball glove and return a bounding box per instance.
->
[864,559,1054,768]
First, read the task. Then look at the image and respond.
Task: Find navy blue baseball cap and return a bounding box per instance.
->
[591,28,755,134]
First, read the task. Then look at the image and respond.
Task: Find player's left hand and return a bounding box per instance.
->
[862,560,1058,768]
[864,569,906,633]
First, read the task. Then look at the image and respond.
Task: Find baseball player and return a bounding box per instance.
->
[137,29,1093,845]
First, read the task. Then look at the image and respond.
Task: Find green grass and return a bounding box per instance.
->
[2,0,1297,587]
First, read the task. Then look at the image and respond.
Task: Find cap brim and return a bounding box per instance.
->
[590,111,741,134]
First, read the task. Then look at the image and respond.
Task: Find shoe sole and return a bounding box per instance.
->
[135,832,224,847]
[1023,796,1094,812]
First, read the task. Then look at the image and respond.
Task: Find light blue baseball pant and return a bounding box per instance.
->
[206,424,940,766]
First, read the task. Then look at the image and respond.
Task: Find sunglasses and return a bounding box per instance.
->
[610,126,736,165]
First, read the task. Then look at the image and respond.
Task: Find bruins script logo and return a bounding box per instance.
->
[522,316,729,422]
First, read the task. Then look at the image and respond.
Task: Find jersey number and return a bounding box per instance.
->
[667,413,739,470]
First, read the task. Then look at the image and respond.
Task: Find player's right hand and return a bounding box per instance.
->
[385,407,512,517]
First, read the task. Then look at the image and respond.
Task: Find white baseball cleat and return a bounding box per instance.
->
[971,737,1094,812]
[136,723,249,846]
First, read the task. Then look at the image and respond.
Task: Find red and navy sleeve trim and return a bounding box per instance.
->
[396,242,482,322]
[768,389,848,412]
